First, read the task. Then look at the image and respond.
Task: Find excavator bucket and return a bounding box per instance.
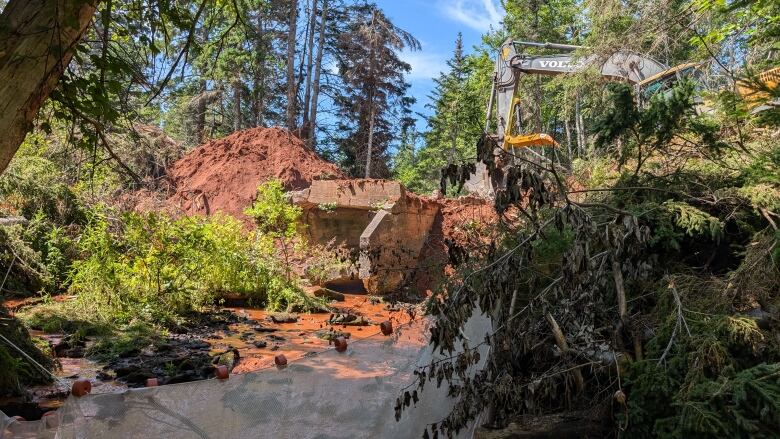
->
[462,133,560,198]
[504,133,560,150]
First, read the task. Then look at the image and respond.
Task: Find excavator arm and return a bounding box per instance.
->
[489,39,669,150]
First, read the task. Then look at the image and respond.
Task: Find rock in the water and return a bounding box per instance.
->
[309,287,345,302]
[121,369,156,385]
[96,371,114,381]
[269,313,299,324]
[53,336,86,357]
[212,348,240,370]
[329,313,369,326]
[252,324,277,333]
[63,346,85,358]
[315,329,351,341]
[187,340,211,350]
[253,340,268,348]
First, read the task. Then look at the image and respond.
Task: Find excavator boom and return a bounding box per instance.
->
[491,39,669,149]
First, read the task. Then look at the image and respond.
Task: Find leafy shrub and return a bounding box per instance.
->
[0,154,84,225]
[244,180,326,311]
[68,207,313,326]
[244,180,302,282]
[303,239,356,285]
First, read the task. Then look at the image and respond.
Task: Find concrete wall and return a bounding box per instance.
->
[300,208,375,249]
[292,179,439,294]
[358,200,439,294]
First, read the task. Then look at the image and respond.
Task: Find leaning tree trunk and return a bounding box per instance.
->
[0,0,99,175]
[306,0,328,150]
[301,0,318,140]
[285,0,298,131]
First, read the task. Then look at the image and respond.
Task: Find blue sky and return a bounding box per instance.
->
[375,0,504,129]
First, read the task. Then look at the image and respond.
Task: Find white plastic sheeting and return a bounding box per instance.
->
[1,313,490,439]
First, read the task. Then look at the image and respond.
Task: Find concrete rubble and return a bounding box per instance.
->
[291,179,439,295]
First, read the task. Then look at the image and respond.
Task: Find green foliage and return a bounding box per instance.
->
[0,306,56,396]
[592,83,639,150]
[244,180,308,290]
[333,4,419,178]
[21,300,108,336]
[662,201,723,242]
[622,279,780,438]
[742,144,780,187]
[693,0,780,69]
[0,214,77,296]
[0,346,24,396]
[68,206,310,326]
[0,225,52,294]
[244,180,301,239]
[593,81,696,155]
[22,212,78,290]
[0,142,85,225]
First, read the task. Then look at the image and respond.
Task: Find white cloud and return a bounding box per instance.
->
[401,50,448,81]
[439,0,504,33]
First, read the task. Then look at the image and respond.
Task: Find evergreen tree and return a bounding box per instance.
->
[332,3,419,178]
[394,34,486,193]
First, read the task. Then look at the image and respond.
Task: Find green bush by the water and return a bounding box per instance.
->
[68,209,312,325]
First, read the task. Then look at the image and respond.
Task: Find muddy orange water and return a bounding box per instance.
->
[220,294,425,375]
[12,293,427,410]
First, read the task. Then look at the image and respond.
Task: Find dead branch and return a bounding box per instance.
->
[545,312,585,393]
[658,279,691,366]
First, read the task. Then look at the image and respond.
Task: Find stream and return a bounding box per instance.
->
[1,293,421,421]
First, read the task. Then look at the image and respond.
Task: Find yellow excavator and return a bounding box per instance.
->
[465,39,777,197]
[486,39,673,153]
[484,39,778,155]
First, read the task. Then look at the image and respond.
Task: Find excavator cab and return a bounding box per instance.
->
[636,62,704,105]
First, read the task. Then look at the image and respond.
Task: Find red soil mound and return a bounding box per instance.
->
[166,127,344,217]
[437,195,500,243]
[408,195,504,296]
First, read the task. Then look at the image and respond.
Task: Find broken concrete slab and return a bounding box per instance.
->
[292,179,439,295]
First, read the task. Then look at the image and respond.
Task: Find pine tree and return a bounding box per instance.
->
[332,3,419,178]
[395,34,485,193]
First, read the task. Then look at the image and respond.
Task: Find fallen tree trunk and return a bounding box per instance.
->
[0,217,28,227]
[0,0,99,175]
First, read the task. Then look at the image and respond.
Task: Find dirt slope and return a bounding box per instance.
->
[166,127,344,217]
